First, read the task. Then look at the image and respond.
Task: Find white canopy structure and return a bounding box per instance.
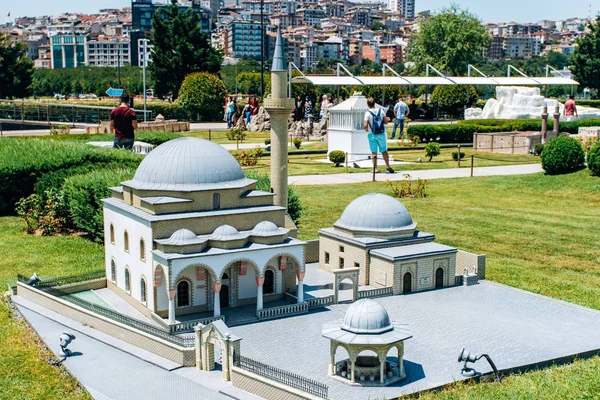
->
[290,63,579,87]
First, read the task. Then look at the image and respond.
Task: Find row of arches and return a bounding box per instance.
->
[109,224,146,261]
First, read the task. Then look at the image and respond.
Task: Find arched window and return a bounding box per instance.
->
[435,267,444,289]
[125,268,131,292]
[110,259,116,282]
[264,269,275,294]
[124,231,129,252]
[213,192,220,210]
[110,224,115,244]
[140,278,147,303]
[403,272,412,293]
[177,280,190,307]
[139,238,146,261]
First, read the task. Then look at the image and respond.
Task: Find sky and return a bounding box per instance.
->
[0,0,597,24]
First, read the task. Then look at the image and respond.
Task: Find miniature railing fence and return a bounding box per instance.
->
[168,316,225,334]
[306,295,334,309]
[17,270,105,289]
[233,354,329,399]
[18,273,195,348]
[256,302,309,320]
[0,99,152,125]
[357,287,393,299]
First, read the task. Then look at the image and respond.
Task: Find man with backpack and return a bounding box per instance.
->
[364,97,395,174]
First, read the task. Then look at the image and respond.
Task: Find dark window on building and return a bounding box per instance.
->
[213,192,220,210]
[339,246,344,253]
[140,278,147,302]
[264,270,275,294]
[111,259,116,281]
[125,268,131,292]
[177,280,190,307]
[354,262,359,269]
[339,258,345,269]
[325,252,330,264]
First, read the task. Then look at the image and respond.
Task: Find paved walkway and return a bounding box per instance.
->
[289,163,543,185]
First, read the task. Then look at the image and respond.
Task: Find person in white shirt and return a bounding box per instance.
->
[363,97,395,174]
[391,97,410,139]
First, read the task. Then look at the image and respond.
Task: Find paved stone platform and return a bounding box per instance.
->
[231,281,600,400]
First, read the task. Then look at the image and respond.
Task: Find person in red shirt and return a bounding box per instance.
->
[563,95,578,122]
[110,93,138,149]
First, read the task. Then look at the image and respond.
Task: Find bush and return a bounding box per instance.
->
[233,148,263,166]
[293,138,302,149]
[328,150,346,167]
[534,143,545,156]
[541,136,585,175]
[264,139,271,145]
[0,139,142,215]
[62,168,136,241]
[588,142,600,176]
[386,176,427,198]
[452,151,466,161]
[50,125,71,135]
[431,85,478,117]
[15,189,72,235]
[244,170,303,226]
[135,131,182,146]
[226,127,247,141]
[424,142,441,161]
[178,72,227,122]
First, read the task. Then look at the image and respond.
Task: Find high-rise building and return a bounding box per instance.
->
[130,0,212,66]
[50,33,87,69]
[388,0,415,20]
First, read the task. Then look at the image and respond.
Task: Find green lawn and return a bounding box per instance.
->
[2,170,600,399]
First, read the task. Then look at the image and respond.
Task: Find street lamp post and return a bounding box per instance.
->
[260,0,264,98]
[117,37,122,89]
[142,39,147,122]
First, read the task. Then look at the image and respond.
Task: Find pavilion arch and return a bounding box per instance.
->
[174,263,216,285]
[263,253,303,274]
[264,253,302,295]
[222,258,261,280]
[153,263,171,290]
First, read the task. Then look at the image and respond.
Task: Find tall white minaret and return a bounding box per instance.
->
[264,27,294,209]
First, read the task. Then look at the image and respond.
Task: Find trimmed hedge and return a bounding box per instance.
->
[408,118,600,143]
[17,131,182,146]
[0,139,142,215]
[62,168,136,241]
[588,142,600,176]
[541,136,585,175]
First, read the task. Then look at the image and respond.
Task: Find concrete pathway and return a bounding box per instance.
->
[288,163,543,186]
[13,295,262,400]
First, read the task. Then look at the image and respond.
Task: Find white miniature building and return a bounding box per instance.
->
[103,138,306,324]
[327,92,386,163]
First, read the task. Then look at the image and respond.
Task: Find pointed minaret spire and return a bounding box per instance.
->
[271,25,286,72]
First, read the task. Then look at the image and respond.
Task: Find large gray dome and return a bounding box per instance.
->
[341,299,393,334]
[334,193,416,234]
[123,138,252,191]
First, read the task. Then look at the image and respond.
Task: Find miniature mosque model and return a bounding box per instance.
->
[103,137,306,323]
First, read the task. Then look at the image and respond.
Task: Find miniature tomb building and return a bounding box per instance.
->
[327,92,387,163]
[103,138,306,324]
[322,299,412,385]
[319,193,482,293]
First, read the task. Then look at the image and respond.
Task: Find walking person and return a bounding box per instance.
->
[364,97,394,174]
[225,96,235,128]
[320,94,331,119]
[391,97,410,139]
[293,95,305,122]
[244,97,253,125]
[563,95,578,121]
[110,92,137,150]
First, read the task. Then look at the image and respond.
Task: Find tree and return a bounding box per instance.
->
[424,142,441,162]
[151,0,223,99]
[431,85,478,116]
[571,16,600,98]
[370,22,387,31]
[407,5,490,76]
[0,33,34,98]
[178,72,227,121]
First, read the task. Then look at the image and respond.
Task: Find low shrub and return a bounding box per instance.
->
[329,150,346,167]
[62,168,136,241]
[541,136,585,175]
[0,139,142,215]
[452,151,466,161]
[135,131,182,146]
[534,143,544,156]
[386,176,427,198]
[264,139,271,145]
[244,170,303,226]
[588,142,600,176]
[425,142,441,161]
[227,127,247,141]
[50,125,71,135]
[15,189,72,236]
[293,138,302,149]
[233,148,263,166]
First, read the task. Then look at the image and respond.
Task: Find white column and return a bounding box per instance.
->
[213,283,221,317]
[167,290,176,324]
[256,276,264,312]
[379,354,385,384]
[297,271,305,304]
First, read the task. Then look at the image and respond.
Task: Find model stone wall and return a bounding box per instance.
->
[319,236,369,285]
[231,367,315,400]
[456,250,486,279]
[369,256,395,289]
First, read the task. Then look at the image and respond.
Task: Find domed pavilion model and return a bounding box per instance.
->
[322,299,412,386]
[319,193,485,294]
[103,138,306,324]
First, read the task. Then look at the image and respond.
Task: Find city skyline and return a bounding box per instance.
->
[0,0,597,24]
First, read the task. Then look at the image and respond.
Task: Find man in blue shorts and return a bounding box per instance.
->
[364,97,395,174]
